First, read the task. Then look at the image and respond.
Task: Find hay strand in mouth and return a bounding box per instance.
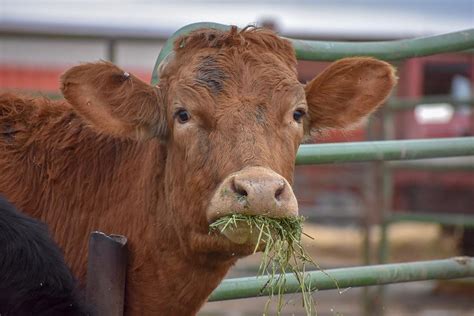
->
[209,214,327,316]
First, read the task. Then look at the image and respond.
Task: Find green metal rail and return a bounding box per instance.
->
[296,137,474,165]
[291,30,474,61]
[151,23,474,84]
[209,257,474,301]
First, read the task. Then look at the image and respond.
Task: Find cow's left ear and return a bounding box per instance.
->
[61,61,167,140]
[304,57,397,133]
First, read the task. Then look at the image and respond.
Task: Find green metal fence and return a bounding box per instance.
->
[376,104,474,259]
[154,23,474,311]
[370,93,474,315]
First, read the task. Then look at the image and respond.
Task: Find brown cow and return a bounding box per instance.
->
[0,26,396,315]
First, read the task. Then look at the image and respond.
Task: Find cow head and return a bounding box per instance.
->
[61,26,396,260]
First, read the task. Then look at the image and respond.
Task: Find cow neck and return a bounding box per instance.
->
[110,140,234,315]
[129,228,236,315]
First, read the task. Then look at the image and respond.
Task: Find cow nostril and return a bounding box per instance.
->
[274,184,285,201]
[231,178,248,197]
[236,187,248,197]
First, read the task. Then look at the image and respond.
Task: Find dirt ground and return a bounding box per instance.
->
[198,223,474,316]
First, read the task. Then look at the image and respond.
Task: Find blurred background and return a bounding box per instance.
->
[1,0,473,315]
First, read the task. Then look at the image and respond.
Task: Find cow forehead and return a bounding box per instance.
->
[173,50,301,99]
[194,55,228,94]
[161,27,299,95]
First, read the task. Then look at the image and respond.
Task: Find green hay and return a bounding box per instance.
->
[209,214,326,316]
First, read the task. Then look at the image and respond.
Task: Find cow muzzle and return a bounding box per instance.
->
[207,166,298,244]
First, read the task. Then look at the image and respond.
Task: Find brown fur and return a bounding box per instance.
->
[304,57,397,131]
[0,27,396,315]
[61,62,167,139]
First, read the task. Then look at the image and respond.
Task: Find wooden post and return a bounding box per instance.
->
[86,231,128,316]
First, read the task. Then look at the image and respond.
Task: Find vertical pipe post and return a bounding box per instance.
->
[362,113,383,316]
[379,166,393,263]
[379,107,395,264]
[86,231,128,316]
[362,108,389,315]
[362,113,373,266]
[361,170,373,316]
[376,106,395,315]
[106,39,117,63]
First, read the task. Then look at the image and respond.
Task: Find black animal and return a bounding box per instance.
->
[0,196,88,315]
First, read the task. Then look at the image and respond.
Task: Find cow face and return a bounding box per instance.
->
[61,27,396,259]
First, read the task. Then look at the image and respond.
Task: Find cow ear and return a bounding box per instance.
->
[304,57,397,133]
[61,61,167,140]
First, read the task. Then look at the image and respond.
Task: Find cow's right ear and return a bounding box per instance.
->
[61,61,167,140]
[303,57,397,133]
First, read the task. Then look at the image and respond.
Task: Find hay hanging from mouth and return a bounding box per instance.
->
[209,214,322,316]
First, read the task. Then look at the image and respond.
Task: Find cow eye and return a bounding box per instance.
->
[293,109,306,123]
[175,109,190,124]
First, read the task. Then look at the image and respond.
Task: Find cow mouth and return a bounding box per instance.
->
[209,214,262,245]
[209,212,301,249]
